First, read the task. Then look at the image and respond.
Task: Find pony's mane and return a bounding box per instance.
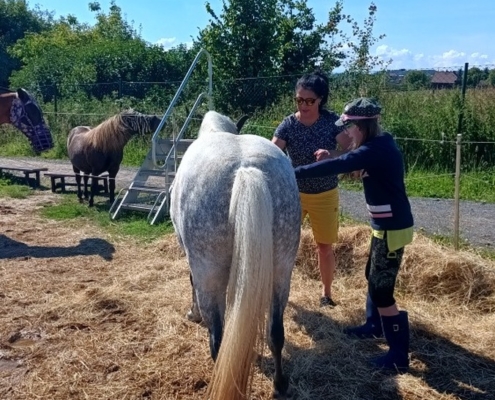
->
[198,111,238,137]
[87,109,150,153]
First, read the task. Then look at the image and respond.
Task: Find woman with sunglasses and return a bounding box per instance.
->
[272,71,352,307]
[293,97,414,373]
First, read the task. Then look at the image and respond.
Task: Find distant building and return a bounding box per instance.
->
[430,71,458,89]
[387,69,407,85]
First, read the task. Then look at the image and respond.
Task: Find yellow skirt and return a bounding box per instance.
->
[300,188,339,244]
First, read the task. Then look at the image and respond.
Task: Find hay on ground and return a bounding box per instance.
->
[1,194,494,399]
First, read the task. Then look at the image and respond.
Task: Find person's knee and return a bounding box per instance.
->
[316,242,334,257]
[369,284,395,308]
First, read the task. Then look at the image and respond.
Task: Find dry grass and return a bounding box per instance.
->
[1,194,494,399]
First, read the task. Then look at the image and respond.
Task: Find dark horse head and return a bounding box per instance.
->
[119,109,161,136]
[9,88,54,153]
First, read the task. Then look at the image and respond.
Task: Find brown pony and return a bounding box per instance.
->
[67,109,161,206]
[0,87,53,153]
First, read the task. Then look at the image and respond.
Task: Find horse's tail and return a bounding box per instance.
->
[208,166,274,400]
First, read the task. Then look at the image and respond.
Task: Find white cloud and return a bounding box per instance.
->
[373,45,495,70]
[155,37,194,51]
[375,45,412,58]
[155,37,177,49]
[471,52,488,59]
[182,41,194,49]
[373,45,417,69]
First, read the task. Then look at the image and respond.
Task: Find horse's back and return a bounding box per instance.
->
[179,132,289,176]
[67,126,91,149]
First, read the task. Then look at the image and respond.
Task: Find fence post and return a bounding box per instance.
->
[53,91,58,119]
[453,133,462,250]
[452,63,468,250]
[457,63,469,134]
[118,78,123,99]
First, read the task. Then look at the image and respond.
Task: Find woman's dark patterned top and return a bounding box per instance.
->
[275,109,344,194]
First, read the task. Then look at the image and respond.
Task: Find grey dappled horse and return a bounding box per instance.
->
[0,87,53,153]
[170,111,301,400]
[67,109,161,206]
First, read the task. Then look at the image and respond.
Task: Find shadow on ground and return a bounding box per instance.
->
[0,235,115,261]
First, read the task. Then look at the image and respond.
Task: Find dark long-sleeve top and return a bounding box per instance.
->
[294,133,414,231]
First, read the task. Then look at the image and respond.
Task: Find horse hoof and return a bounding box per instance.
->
[273,387,293,400]
[273,377,291,399]
[186,309,202,324]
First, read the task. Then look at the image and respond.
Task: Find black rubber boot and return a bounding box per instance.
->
[371,311,410,373]
[344,294,384,339]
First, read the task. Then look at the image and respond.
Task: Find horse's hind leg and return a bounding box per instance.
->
[269,262,294,399]
[83,173,90,201]
[188,257,228,360]
[186,273,202,323]
[73,166,84,202]
[89,174,99,207]
[269,296,290,399]
[195,288,225,360]
[107,171,117,204]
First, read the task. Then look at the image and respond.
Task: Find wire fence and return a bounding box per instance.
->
[2,63,495,246]
[1,132,493,249]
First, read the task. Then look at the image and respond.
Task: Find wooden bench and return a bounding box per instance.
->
[44,172,109,194]
[0,165,48,187]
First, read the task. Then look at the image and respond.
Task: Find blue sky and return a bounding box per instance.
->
[33,0,495,71]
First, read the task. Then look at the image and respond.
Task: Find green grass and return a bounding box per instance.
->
[405,169,495,202]
[340,168,495,203]
[39,195,175,241]
[0,176,33,198]
[0,174,174,241]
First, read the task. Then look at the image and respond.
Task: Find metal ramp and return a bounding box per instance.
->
[109,48,213,224]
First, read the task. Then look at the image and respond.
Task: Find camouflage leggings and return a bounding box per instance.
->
[365,233,404,308]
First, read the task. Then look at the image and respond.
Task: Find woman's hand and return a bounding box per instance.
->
[314,149,330,161]
[314,149,343,161]
[340,170,365,181]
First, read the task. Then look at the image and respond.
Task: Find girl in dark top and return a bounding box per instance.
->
[294,97,414,373]
[272,71,352,307]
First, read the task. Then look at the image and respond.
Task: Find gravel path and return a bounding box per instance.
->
[1,156,494,249]
[339,190,495,249]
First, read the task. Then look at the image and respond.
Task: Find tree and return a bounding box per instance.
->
[403,70,430,90]
[466,67,488,87]
[341,3,388,74]
[198,0,307,111]
[8,1,195,101]
[0,0,52,86]
[196,0,387,112]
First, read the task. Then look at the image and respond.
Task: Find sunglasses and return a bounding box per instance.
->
[294,97,318,106]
